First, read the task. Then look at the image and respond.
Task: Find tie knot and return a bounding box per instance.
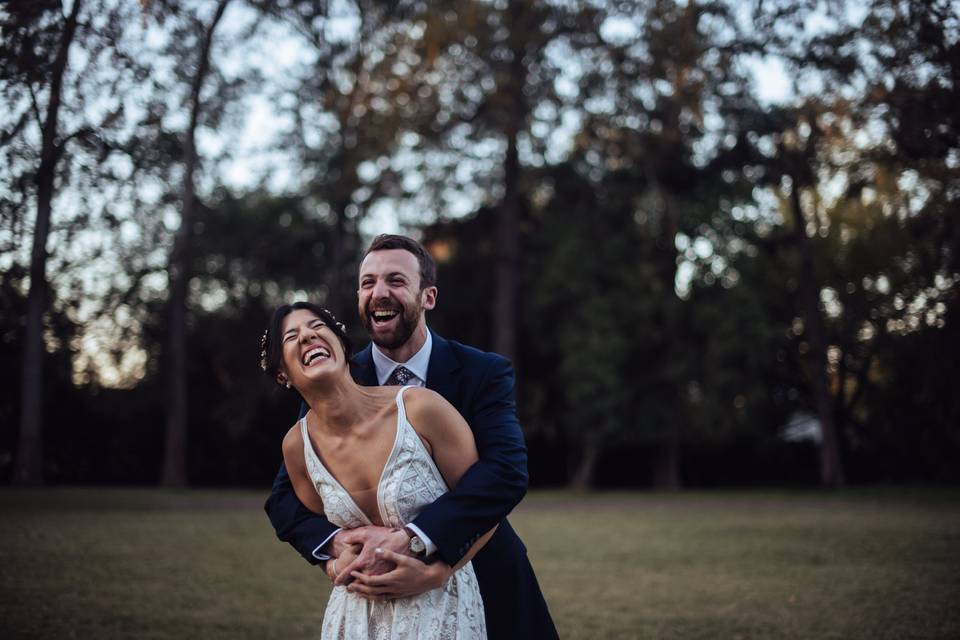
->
[386,365,415,386]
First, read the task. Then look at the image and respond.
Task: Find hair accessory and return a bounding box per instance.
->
[259,329,269,371]
[322,308,347,333]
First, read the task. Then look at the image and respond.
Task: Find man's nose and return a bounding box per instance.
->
[370,278,390,299]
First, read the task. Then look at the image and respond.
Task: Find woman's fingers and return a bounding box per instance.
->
[333,555,366,586]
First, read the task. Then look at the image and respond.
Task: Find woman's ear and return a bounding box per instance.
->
[276,371,291,389]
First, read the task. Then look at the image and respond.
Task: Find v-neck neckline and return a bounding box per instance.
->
[300,389,407,526]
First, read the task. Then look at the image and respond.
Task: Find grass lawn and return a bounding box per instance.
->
[2,487,958,639]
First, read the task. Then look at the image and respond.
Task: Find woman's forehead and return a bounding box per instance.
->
[282,308,323,332]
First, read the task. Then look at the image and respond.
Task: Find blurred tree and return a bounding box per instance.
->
[137,0,238,487]
[1,0,143,484]
[418,0,602,363]
[556,0,758,487]
[259,0,449,313]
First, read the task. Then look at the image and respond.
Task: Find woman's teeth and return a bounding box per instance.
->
[302,346,330,365]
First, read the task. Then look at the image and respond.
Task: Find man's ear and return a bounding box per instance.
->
[420,286,437,311]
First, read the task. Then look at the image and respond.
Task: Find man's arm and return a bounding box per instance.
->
[410,355,528,566]
[264,461,339,565]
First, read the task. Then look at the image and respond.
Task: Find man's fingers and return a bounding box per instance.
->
[375,547,415,566]
[338,528,368,545]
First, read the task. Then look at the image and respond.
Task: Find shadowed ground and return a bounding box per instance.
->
[2,488,958,639]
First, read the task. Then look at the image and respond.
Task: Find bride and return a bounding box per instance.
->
[261,302,492,639]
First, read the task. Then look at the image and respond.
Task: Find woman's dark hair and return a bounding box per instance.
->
[260,302,352,378]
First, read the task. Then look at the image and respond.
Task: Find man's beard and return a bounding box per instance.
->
[361,297,421,350]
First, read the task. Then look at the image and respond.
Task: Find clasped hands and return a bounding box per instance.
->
[324,525,452,600]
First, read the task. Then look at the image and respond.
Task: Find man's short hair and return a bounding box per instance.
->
[364,234,437,290]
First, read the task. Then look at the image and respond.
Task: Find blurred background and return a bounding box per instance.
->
[2,0,958,492]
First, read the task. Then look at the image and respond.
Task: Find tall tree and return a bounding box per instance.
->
[261,0,447,314]
[1,0,139,484]
[148,0,234,487]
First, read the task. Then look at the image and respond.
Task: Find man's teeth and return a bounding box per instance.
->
[303,347,330,365]
[372,310,398,321]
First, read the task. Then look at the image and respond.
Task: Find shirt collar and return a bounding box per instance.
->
[371,329,432,385]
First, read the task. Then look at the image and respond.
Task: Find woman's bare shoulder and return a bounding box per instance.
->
[281,421,304,459]
[402,387,466,433]
[401,386,450,413]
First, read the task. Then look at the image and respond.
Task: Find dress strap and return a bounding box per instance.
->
[394,385,413,425]
[298,416,309,444]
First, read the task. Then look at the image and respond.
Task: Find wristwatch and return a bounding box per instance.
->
[403,526,427,557]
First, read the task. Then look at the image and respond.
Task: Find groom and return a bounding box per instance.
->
[265,234,558,639]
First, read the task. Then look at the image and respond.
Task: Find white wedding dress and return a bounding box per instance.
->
[299,386,487,640]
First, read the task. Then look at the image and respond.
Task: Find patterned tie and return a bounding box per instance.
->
[386,365,415,386]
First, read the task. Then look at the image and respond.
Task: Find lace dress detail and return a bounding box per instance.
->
[300,387,486,640]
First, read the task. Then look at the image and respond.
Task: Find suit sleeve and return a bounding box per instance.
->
[263,403,339,566]
[410,356,529,566]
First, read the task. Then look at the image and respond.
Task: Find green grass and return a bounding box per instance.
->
[2,488,958,639]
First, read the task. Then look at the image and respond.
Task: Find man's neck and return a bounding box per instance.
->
[375,322,429,363]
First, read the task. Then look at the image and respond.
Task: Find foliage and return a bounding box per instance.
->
[0,0,957,487]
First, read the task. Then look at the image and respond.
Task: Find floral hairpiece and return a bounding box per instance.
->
[322,308,348,334]
[259,329,269,371]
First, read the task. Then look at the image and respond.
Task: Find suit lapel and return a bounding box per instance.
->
[349,344,378,386]
[425,331,461,405]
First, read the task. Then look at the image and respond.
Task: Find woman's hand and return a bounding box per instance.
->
[326,543,362,584]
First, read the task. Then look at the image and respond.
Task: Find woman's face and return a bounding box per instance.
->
[278,309,347,389]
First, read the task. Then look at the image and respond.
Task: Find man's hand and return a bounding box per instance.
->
[347,548,452,600]
[332,527,412,586]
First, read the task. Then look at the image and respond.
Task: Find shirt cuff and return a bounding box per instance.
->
[405,523,437,557]
[311,528,342,562]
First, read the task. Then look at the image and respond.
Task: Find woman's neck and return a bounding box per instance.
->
[300,376,377,432]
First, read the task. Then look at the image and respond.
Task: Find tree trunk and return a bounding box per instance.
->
[13,0,84,486]
[493,126,519,361]
[329,199,349,315]
[789,177,845,488]
[161,0,231,488]
[568,440,599,490]
[653,433,681,490]
[492,1,526,362]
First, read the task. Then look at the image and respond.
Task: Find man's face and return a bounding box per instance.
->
[357,249,436,350]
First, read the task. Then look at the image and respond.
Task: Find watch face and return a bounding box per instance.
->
[410,536,426,554]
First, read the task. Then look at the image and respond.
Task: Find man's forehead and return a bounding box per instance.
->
[359,249,419,278]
